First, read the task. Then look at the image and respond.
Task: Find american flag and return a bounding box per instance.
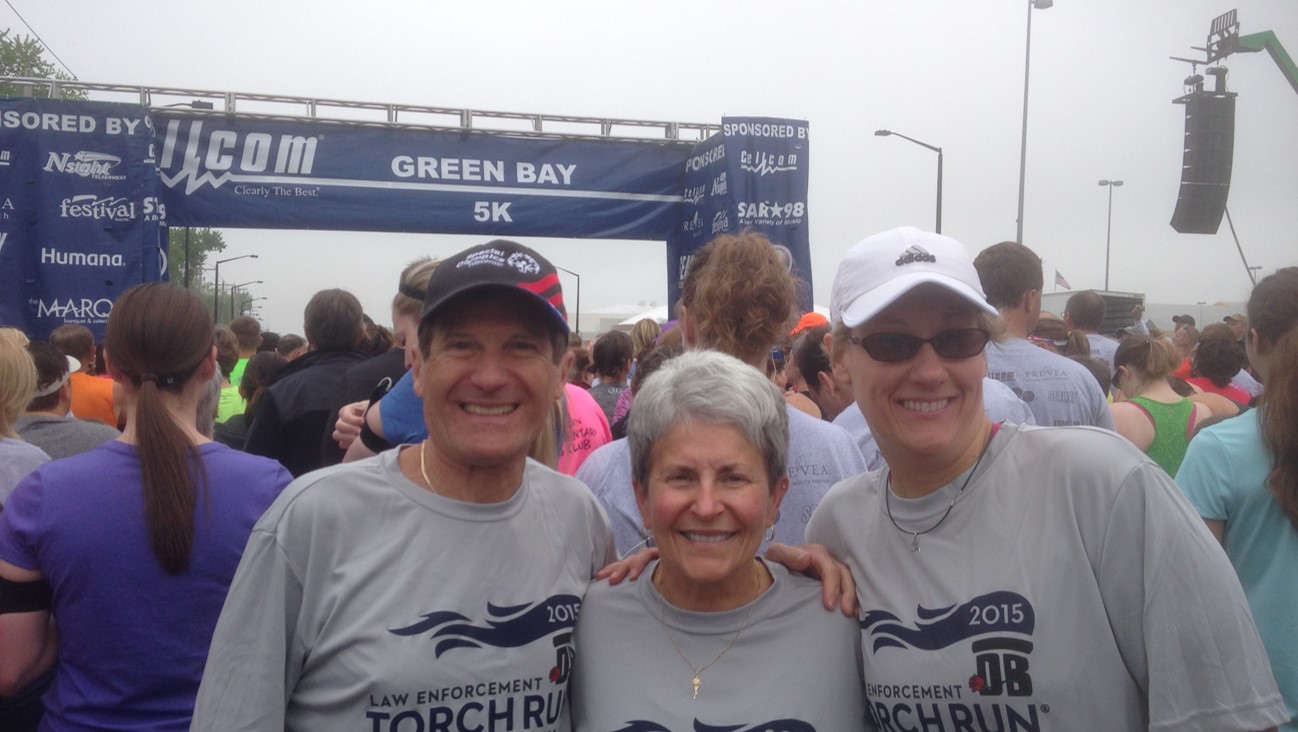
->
[1054,270,1071,290]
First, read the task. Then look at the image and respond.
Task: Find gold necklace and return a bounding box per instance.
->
[418,441,440,496]
[653,561,763,700]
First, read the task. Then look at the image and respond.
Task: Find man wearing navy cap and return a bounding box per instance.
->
[193,240,615,731]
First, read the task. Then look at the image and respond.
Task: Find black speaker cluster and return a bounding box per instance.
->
[1170,92,1236,235]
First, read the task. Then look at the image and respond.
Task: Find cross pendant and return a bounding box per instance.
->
[692,674,700,699]
[910,534,920,553]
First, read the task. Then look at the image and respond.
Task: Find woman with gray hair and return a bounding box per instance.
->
[570,349,863,729]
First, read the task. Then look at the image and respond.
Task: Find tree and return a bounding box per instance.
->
[166,227,227,289]
[0,30,85,100]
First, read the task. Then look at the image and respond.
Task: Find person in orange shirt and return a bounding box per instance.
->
[49,324,121,427]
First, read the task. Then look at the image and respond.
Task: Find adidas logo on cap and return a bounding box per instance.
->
[895,244,937,267]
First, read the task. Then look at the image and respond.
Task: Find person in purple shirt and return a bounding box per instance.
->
[0,283,291,731]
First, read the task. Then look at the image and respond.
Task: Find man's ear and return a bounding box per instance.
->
[555,348,575,401]
[192,345,218,383]
[1023,288,1041,316]
[411,345,427,399]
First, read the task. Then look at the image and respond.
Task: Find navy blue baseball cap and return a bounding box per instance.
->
[420,240,568,335]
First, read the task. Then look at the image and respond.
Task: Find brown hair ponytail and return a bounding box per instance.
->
[105,283,214,574]
[1249,267,1298,528]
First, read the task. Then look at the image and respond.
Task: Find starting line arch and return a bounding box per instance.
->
[0,79,811,339]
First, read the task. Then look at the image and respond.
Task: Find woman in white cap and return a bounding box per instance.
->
[806,227,1286,731]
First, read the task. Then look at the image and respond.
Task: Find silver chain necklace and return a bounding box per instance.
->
[884,432,992,553]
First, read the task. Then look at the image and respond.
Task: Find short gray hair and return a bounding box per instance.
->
[628,350,788,492]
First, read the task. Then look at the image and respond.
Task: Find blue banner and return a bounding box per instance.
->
[0,99,164,340]
[1,102,814,343]
[153,112,690,239]
[666,116,811,314]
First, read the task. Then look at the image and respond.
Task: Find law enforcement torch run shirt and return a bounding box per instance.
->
[190,449,616,732]
[806,423,1286,732]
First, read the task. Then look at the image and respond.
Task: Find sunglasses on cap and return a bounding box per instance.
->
[847,328,991,363]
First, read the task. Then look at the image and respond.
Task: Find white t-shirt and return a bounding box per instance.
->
[192,450,615,732]
[806,423,1285,732]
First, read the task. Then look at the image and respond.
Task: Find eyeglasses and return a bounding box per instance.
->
[847,328,990,362]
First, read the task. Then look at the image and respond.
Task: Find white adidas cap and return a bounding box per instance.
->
[831,227,998,328]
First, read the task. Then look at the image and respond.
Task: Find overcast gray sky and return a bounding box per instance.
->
[7,0,1297,334]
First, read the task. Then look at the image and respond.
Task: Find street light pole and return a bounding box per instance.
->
[1017,0,1054,243]
[874,129,943,233]
[554,265,581,340]
[229,280,263,321]
[212,254,259,323]
[243,296,269,316]
[1099,179,1123,291]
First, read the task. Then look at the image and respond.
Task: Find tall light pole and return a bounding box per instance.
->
[554,265,581,340]
[1017,0,1054,243]
[229,280,263,321]
[213,254,258,322]
[874,129,943,233]
[183,228,191,288]
[1099,179,1123,291]
[243,296,269,316]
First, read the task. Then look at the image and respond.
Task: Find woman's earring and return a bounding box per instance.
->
[764,524,776,542]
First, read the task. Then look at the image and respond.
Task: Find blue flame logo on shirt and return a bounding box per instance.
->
[389,594,582,661]
[608,721,816,732]
[861,591,1035,654]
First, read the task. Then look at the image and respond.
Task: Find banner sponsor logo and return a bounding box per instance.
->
[711,172,727,196]
[712,210,729,234]
[0,149,10,166]
[736,200,805,221]
[739,150,798,176]
[0,231,7,254]
[683,184,705,206]
[685,144,725,172]
[40,247,126,268]
[34,297,114,320]
[141,196,166,222]
[159,119,320,194]
[681,211,703,233]
[59,194,136,222]
[44,151,126,180]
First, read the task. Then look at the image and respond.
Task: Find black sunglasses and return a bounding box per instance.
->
[847,328,991,363]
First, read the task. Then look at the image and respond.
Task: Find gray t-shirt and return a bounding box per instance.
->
[192,450,615,732]
[831,379,1035,472]
[0,437,48,507]
[985,337,1116,429]
[15,414,120,460]
[806,423,1286,732]
[577,404,867,557]
[571,559,865,731]
[1086,332,1120,371]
